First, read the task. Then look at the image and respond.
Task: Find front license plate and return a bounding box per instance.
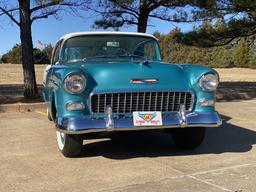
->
[133,111,163,126]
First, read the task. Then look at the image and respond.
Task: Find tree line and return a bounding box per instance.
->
[2,26,256,69]
[156,22,256,69]
[1,44,53,64]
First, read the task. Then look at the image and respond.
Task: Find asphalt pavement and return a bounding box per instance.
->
[0,100,256,192]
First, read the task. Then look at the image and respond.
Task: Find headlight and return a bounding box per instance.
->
[199,73,219,92]
[64,73,86,94]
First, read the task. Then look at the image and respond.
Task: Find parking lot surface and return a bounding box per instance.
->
[0,100,256,192]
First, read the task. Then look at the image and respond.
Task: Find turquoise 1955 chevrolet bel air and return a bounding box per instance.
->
[43,32,222,157]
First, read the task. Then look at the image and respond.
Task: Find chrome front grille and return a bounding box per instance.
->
[90,91,194,114]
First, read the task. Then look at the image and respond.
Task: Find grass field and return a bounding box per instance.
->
[0,64,46,85]
[0,64,255,84]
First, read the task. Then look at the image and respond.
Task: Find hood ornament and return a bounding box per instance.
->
[130,79,158,84]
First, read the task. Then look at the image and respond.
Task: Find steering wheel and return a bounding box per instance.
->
[113,48,130,56]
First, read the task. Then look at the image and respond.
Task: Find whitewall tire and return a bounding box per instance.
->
[56,131,83,157]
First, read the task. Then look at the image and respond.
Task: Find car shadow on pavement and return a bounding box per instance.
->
[79,114,256,159]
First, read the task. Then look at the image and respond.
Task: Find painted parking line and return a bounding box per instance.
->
[170,167,232,192]
[168,162,256,192]
[187,175,232,192]
[35,111,47,116]
[190,163,256,177]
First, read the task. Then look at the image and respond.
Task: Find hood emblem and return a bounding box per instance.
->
[130,79,158,84]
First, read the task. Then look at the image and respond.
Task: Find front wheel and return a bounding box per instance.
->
[170,127,206,150]
[56,131,83,157]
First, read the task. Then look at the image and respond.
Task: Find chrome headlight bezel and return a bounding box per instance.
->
[199,73,219,92]
[64,73,86,94]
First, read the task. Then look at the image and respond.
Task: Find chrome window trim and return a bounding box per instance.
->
[58,33,159,63]
[59,32,158,41]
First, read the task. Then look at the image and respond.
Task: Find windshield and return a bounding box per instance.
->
[61,35,161,62]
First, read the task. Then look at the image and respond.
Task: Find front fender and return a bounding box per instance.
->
[181,64,218,112]
[46,65,92,118]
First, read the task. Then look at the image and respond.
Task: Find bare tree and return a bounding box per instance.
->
[92,0,213,33]
[0,0,89,99]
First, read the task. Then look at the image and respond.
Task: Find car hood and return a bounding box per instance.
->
[77,61,192,93]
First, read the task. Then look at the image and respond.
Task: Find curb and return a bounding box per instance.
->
[0,102,46,113]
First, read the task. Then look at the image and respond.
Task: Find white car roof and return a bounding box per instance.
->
[59,31,157,41]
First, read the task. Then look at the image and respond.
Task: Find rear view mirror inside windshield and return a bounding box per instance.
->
[107,41,119,47]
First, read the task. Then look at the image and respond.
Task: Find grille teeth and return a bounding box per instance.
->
[91,91,194,114]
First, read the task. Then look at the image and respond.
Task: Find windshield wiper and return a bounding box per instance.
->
[65,54,149,64]
[82,55,120,62]
[118,54,149,64]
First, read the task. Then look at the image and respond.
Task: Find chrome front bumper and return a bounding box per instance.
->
[56,111,222,134]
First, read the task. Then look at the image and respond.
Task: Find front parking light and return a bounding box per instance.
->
[66,102,85,111]
[199,99,215,107]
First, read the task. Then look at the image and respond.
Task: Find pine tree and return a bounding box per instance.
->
[233,38,254,68]
[210,46,233,68]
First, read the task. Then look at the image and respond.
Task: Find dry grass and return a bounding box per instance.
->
[215,68,256,82]
[0,64,255,85]
[0,64,46,85]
